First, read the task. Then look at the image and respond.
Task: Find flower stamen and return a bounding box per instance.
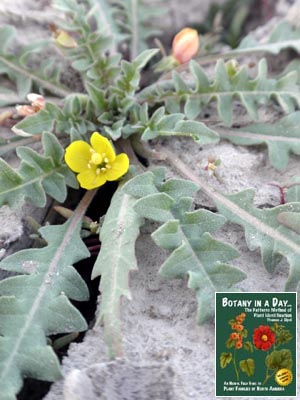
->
[91,152,102,165]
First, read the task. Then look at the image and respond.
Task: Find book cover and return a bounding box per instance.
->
[215,292,297,397]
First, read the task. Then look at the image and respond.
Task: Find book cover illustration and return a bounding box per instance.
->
[215,292,297,397]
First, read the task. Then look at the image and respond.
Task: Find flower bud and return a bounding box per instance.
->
[16,105,37,117]
[27,93,45,110]
[54,30,78,48]
[172,28,199,64]
[16,93,45,117]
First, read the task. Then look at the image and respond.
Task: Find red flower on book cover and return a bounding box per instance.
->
[253,325,275,351]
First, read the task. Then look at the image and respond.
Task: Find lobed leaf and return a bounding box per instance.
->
[124,170,245,323]
[0,26,70,100]
[0,190,95,399]
[13,96,96,140]
[218,112,300,170]
[138,58,300,126]
[126,104,219,144]
[162,149,300,294]
[0,132,78,208]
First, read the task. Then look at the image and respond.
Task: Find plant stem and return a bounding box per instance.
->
[233,348,240,380]
[263,368,275,385]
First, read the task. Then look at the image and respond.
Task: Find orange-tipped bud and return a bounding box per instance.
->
[235,340,243,349]
[172,28,199,64]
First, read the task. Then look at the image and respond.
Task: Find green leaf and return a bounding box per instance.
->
[112,49,159,109]
[220,352,232,368]
[161,151,300,293]
[239,359,255,377]
[134,193,175,222]
[141,111,219,144]
[138,58,300,126]
[275,328,293,346]
[112,0,165,59]
[0,190,95,398]
[265,349,293,370]
[215,190,300,288]
[277,212,300,234]
[233,21,300,56]
[0,26,70,99]
[243,341,254,352]
[124,170,244,323]
[87,0,122,52]
[0,132,77,208]
[13,98,96,138]
[219,112,300,170]
[12,110,54,136]
[92,184,143,358]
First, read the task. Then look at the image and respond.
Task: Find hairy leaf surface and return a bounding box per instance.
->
[0,26,70,100]
[233,21,300,56]
[0,132,78,208]
[111,0,165,59]
[124,170,245,323]
[0,191,94,399]
[13,96,96,140]
[138,59,300,126]
[162,151,300,292]
[218,112,300,170]
[92,183,143,358]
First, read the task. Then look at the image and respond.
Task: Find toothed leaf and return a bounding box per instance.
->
[124,170,244,323]
[92,184,143,358]
[0,198,91,398]
[219,112,300,170]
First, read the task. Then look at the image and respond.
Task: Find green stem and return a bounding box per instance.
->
[263,368,275,386]
[233,348,240,380]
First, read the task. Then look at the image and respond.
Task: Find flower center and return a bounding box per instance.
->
[91,152,102,165]
[88,150,111,174]
[261,334,268,342]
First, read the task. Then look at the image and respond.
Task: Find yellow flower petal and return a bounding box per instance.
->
[77,170,107,190]
[106,153,129,181]
[65,141,91,173]
[90,132,116,162]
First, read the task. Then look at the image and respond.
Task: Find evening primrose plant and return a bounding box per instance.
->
[1,0,300,398]
[64,132,129,189]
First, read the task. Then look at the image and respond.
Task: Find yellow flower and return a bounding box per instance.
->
[172,27,199,64]
[65,132,129,190]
